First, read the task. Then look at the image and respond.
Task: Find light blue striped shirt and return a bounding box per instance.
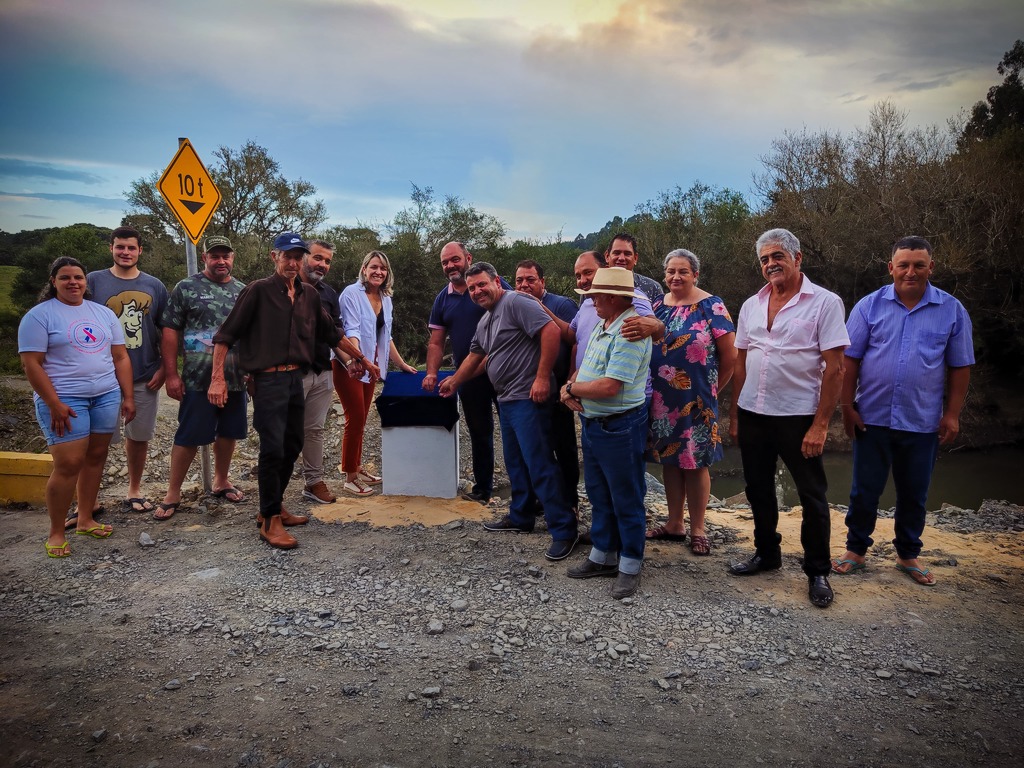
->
[846,283,974,433]
[576,308,652,418]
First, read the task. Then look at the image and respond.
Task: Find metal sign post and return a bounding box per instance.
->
[158,138,223,492]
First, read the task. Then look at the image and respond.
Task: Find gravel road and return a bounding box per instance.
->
[1,384,1022,767]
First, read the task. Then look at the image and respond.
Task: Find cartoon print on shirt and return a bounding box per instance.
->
[103,291,153,350]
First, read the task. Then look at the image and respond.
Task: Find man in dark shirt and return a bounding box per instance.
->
[210,233,374,549]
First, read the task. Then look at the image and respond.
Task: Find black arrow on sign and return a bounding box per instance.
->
[180,199,205,214]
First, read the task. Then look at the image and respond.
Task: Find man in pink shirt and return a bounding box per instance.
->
[728,228,849,609]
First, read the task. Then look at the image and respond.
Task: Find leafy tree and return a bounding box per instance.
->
[10,224,111,310]
[632,182,755,312]
[386,184,505,258]
[959,40,1024,147]
[382,185,507,363]
[494,236,580,299]
[125,141,328,271]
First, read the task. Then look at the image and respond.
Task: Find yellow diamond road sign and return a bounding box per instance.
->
[157,139,221,245]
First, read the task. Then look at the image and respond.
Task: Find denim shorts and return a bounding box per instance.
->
[173,390,248,446]
[34,388,120,446]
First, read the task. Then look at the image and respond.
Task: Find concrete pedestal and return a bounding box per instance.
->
[381,426,460,498]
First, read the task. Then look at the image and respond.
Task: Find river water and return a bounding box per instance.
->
[649,445,1024,510]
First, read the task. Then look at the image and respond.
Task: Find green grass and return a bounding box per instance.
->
[0,265,19,312]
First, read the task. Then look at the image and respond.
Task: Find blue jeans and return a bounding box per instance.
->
[847,425,938,560]
[499,399,577,542]
[580,403,648,575]
[459,375,498,498]
[252,370,305,518]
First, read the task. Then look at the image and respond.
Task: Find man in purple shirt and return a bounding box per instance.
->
[832,236,974,586]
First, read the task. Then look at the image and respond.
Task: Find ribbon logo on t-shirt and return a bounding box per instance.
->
[69,320,108,354]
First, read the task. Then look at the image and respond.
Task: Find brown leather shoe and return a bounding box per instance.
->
[280,506,308,526]
[258,514,298,549]
[254,506,309,527]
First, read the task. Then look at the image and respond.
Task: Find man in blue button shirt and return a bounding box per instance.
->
[832,236,974,586]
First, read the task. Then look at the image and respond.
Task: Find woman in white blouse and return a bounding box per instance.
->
[334,250,417,496]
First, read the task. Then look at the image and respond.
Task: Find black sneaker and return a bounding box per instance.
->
[482,515,533,533]
[566,559,618,579]
[545,535,580,561]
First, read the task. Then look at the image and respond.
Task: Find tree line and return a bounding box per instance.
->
[2,42,1021,394]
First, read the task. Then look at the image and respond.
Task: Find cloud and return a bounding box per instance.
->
[0,158,106,185]
[0,191,125,210]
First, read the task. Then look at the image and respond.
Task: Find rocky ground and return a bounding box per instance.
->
[1,381,1022,768]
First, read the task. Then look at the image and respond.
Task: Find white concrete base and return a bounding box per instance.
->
[381,426,460,498]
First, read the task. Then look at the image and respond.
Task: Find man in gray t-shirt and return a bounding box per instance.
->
[87,225,168,514]
[440,262,579,562]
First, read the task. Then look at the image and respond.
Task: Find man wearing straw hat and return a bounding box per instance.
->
[560,267,652,599]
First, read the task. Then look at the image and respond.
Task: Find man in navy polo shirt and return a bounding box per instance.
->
[422,242,510,504]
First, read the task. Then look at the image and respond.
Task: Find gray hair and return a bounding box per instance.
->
[664,248,700,273]
[465,261,498,280]
[755,228,801,260]
[308,238,335,251]
[358,250,395,297]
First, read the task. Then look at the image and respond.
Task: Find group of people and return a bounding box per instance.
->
[19,224,973,610]
[18,226,415,555]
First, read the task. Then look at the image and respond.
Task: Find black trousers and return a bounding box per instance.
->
[458,374,498,497]
[252,370,305,519]
[737,408,831,577]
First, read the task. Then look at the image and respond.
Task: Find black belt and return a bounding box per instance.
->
[585,404,644,426]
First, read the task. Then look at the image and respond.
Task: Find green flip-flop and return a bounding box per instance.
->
[831,558,866,574]
[896,563,936,586]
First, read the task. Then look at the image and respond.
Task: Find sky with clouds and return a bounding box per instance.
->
[0,0,1020,241]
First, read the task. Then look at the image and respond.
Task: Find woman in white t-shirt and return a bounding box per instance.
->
[333,250,417,496]
[17,257,135,558]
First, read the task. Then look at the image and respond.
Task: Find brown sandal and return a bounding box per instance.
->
[689,534,711,555]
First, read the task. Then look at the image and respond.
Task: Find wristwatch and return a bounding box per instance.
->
[566,382,574,397]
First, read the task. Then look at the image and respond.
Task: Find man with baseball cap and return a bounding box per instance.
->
[560,267,652,599]
[155,235,248,521]
[210,232,376,549]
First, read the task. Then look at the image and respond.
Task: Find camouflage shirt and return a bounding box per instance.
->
[162,272,246,392]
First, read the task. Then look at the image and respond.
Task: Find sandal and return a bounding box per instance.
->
[689,534,711,556]
[210,486,245,503]
[124,497,153,513]
[896,563,936,586]
[831,558,866,575]
[153,502,180,521]
[646,523,687,542]
[342,479,374,497]
[75,524,113,539]
[45,540,71,558]
[65,505,108,530]
[357,470,383,486]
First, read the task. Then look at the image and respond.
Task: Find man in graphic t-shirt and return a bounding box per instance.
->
[87,225,168,515]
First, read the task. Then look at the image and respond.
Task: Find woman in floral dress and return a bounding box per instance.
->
[646,249,736,554]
